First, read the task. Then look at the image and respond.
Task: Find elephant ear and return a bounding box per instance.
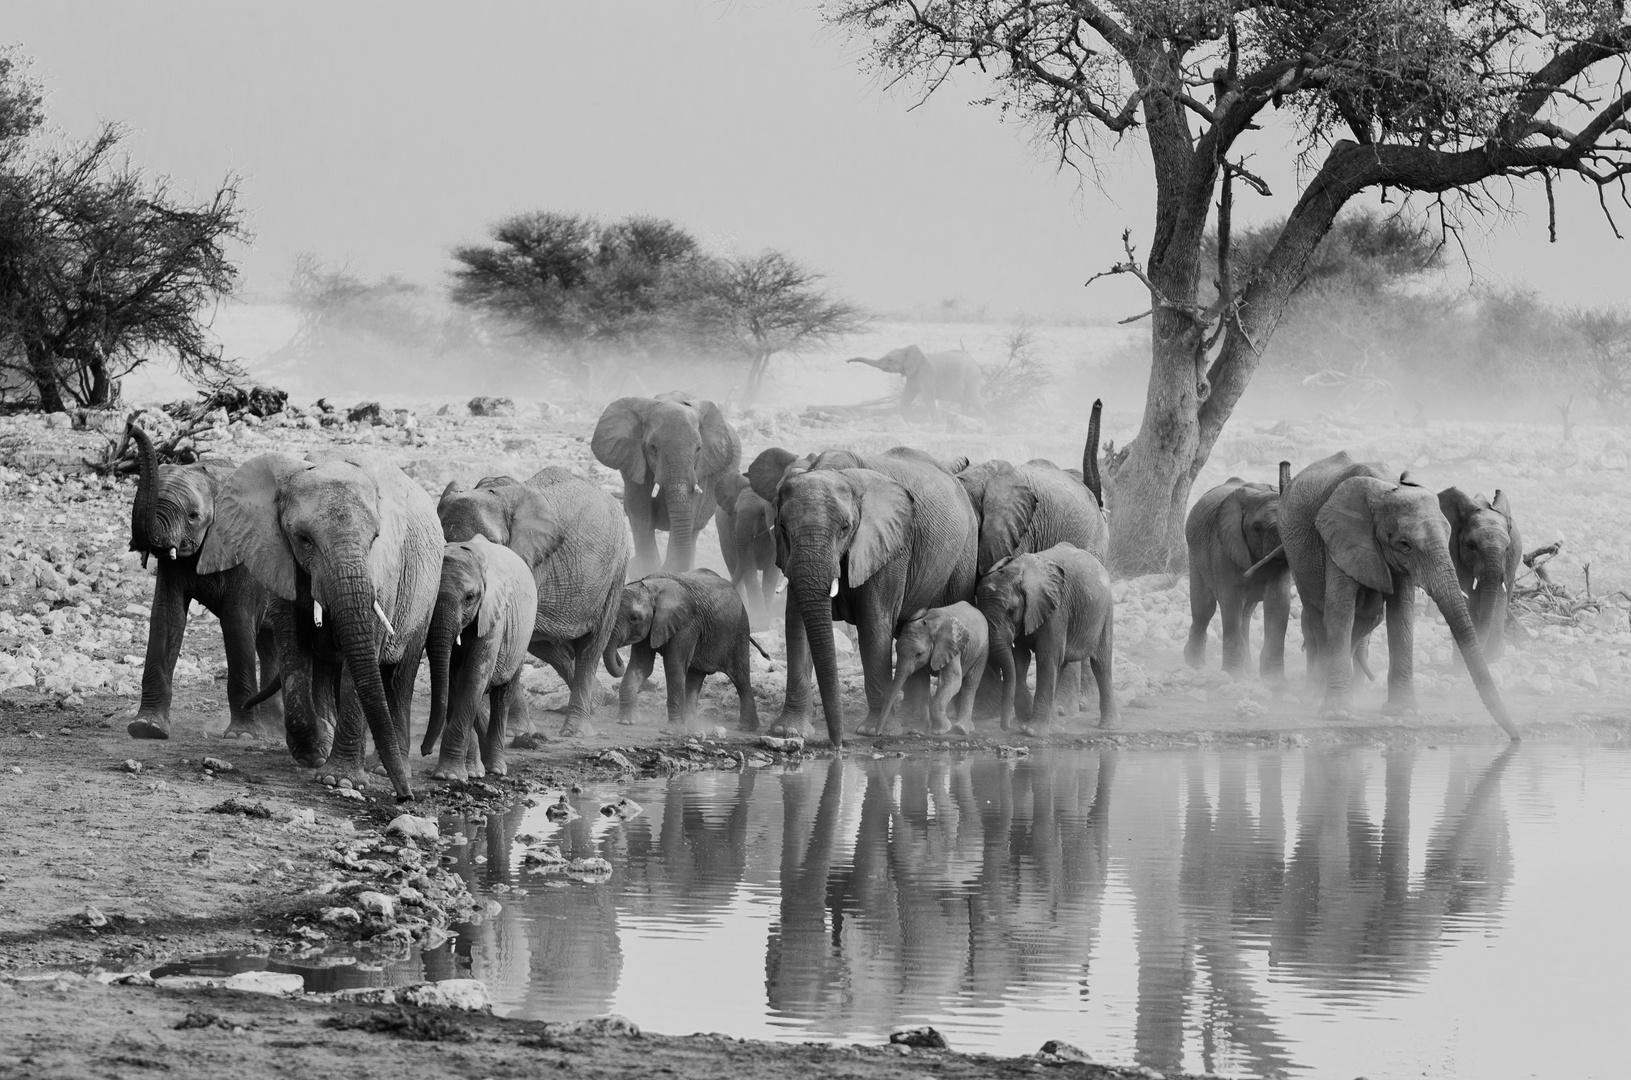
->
[1218,494,1254,570]
[929,617,968,672]
[748,447,799,504]
[899,344,929,376]
[352,456,439,611]
[980,475,1039,573]
[591,397,651,484]
[1491,489,1513,530]
[1437,486,1478,576]
[693,399,741,481]
[847,470,912,587]
[713,471,749,514]
[1316,477,1393,594]
[502,485,566,572]
[440,479,463,502]
[648,581,687,649]
[197,452,310,600]
[1020,561,1065,637]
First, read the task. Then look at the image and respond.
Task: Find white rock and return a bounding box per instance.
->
[1570,661,1599,689]
[223,971,306,996]
[398,979,492,1012]
[353,891,395,918]
[385,814,439,843]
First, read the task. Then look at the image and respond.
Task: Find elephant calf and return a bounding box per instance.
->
[423,536,539,782]
[605,569,763,731]
[882,603,988,736]
[1184,470,1291,682]
[1439,487,1522,662]
[713,471,780,625]
[978,544,1117,733]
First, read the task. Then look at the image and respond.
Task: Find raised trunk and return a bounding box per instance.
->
[1082,399,1103,508]
[129,424,160,556]
[1424,573,1521,741]
[661,469,697,571]
[422,600,462,756]
[329,567,415,798]
[789,547,844,745]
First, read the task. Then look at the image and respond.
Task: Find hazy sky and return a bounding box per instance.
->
[8,1,1626,320]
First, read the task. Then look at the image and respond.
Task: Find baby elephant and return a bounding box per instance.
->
[882,603,988,736]
[1184,471,1291,682]
[423,535,539,782]
[713,471,781,626]
[605,569,764,730]
[978,543,1117,733]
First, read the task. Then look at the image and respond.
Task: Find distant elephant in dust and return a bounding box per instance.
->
[123,423,281,741]
[1438,487,1522,662]
[1184,465,1292,682]
[604,569,762,731]
[437,468,628,738]
[881,602,988,736]
[423,536,538,782]
[1280,452,1519,739]
[591,392,741,576]
[712,471,780,625]
[847,346,986,423]
[977,544,1117,733]
[198,450,443,800]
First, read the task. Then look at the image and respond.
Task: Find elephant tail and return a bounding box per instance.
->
[1082,399,1104,510]
[748,635,771,661]
[241,673,283,711]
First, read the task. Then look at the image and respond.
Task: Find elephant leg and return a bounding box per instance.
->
[1381,587,1422,716]
[661,650,688,726]
[378,640,422,782]
[1185,566,1215,669]
[1319,577,1361,720]
[953,652,983,736]
[216,594,271,740]
[252,622,285,732]
[930,658,962,736]
[560,628,608,738]
[130,572,190,739]
[1090,624,1118,728]
[625,481,661,578]
[1056,661,1084,717]
[1013,643,1034,725]
[481,680,518,777]
[854,610,899,737]
[729,642,759,732]
[620,642,656,725]
[758,567,781,629]
[1259,575,1291,687]
[504,684,529,751]
[771,590,814,736]
[1219,590,1248,677]
[684,668,706,730]
[434,654,485,782]
[896,665,932,734]
[318,664,372,789]
[1022,642,1060,736]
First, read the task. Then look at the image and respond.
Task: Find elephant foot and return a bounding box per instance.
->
[616,713,638,726]
[948,722,972,737]
[1097,711,1120,729]
[560,714,597,739]
[221,714,283,741]
[1319,707,1360,723]
[766,714,812,738]
[317,761,373,790]
[127,713,171,740]
[856,716,893,738]
[1183,642,1205,668]
[482,757,508,778]
[431,760,471,783]
[1382,698,1423,719]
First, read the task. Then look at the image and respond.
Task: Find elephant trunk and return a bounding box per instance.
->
[988,628,1018,730]
[268,598,319,761]
[846,356,884,369]
[328,559,416,798]
[603,642,626,677]
[789,545,845,745]
[1423,566,1521,741]
[422,597,463,756]
[129,423,159,556]
[661,468,697,571]
[880,656,913,727]
[1472,543,1511,662]
[1082,398,1103,509]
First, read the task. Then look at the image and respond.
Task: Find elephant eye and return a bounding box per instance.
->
[1393,536,1412,551]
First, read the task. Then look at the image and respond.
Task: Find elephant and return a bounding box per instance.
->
[750,446,979,744]
[122,423,281,741]
[846,345,986,423]
[422,535,538,782]
[881,602,988,736]
[437,467,629,738]
[603,569,762,731]
[198,450,444,799]
[1280,452,1520,739]
[712,471,780,625]
[591,392,741,575]
[977,543,1117,733]
[1438,487,1522,662]
[1183,466,1292,682]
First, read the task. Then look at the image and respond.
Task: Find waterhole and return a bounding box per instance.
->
[172,743,1631,1077]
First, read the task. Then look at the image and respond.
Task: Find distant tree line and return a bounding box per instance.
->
[0,52,246,412]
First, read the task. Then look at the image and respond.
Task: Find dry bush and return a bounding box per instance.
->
[981,325,1053,416]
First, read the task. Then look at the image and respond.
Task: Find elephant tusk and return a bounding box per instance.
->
[373,600,396,639]
[312,600,323,628]
[775,578,788,595]
[169,547,177,561]
[829,578,840,598]
[456,632,462,646]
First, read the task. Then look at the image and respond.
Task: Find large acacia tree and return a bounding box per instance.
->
[830,1,1631,573]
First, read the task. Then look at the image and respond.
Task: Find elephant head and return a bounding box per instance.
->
[1218,481,1283,571]
[125,422,222,567]
[1438,487,1520,661]
[847,345,926,378]
[591,392,740,572]
[773,467,913,744]
[437,475,561,570]
[198,452,428,799]
[882,609,967,725]
[1317,476,1518,736]
[976,553,1063,729]
[423,535,520,756]
[608,577,686,653]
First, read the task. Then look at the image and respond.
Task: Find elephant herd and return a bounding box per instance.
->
[116,385,1524,802]
[1185,452,1524,740]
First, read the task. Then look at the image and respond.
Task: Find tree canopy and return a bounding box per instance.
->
[830,0,1631,572]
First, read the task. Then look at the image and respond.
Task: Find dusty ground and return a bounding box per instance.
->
[3,396,1630,1079]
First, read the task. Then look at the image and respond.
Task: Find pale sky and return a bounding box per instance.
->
[8,1,1626,321]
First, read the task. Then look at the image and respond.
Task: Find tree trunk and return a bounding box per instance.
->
[88,357,115,407]
[26,344,66,413]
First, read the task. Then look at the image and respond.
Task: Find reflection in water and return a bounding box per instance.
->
[425,742,1628,1077]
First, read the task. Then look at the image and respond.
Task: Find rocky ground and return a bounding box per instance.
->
[2,396,1629,1080]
